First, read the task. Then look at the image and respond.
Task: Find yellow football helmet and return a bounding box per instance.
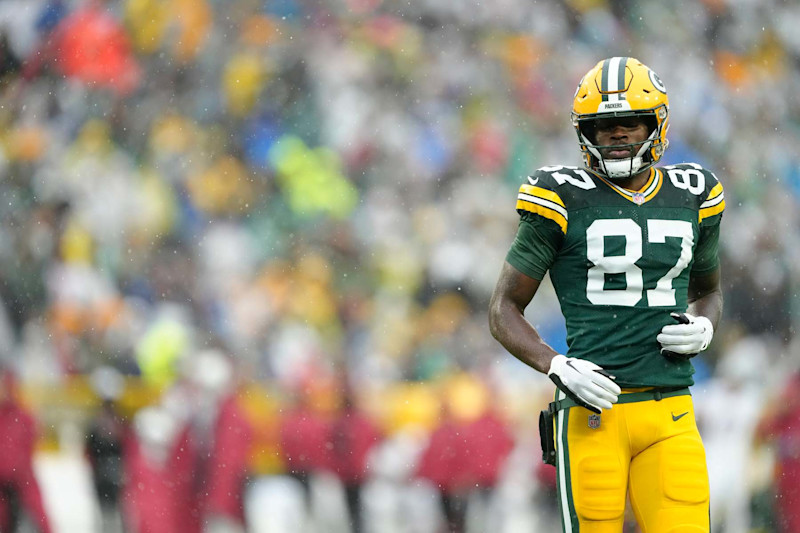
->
[571,57,669,180]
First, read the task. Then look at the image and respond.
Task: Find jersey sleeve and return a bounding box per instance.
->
[692,223,720,275]
[698,175,725,228]
[505,170,566,280]
[506,219,562,280]
[514,171,569,234]
[693,169,725,275]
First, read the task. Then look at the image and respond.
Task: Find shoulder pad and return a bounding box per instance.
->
[661,163,724,222]
[528,166,598,192]
[515,166,596,234]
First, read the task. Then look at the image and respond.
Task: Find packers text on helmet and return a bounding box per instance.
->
[571,57,669,180]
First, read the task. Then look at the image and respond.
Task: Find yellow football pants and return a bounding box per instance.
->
[554,389,710,532]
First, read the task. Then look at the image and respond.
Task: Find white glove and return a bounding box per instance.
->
[657,312,714,358]
[547,355,621,413]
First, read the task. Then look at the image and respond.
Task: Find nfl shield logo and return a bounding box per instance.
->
[632,193,645,205]
[588,414,601,429]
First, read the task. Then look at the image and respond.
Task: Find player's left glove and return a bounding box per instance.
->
[657,312,714,358]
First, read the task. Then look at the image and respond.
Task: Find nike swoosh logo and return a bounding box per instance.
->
[528,176,539,185]
[671,411,689,422]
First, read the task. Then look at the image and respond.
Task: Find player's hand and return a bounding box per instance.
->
[547,355,621,414]
[657,312,714,358]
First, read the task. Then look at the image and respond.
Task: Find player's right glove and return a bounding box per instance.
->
[547,355,621,414]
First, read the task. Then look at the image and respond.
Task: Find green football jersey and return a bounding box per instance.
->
[506,163,724,388]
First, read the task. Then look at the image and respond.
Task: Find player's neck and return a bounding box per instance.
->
[614,167,653,192]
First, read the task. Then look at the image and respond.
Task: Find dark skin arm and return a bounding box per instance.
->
[687,267,723,331]
[489,263,724,373]
[488,261,557,374]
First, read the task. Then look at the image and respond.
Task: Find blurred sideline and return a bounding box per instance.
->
[0,0,798,531]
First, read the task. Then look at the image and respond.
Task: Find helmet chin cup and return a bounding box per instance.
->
[603,157,644,179]
[584,136,653,180]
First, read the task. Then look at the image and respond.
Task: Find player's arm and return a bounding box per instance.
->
[488,261,555,374]
[659,167,725,358]
[489,261,619,413]
[687,267,723,331]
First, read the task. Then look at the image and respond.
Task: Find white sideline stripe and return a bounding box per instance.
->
[556,389,572,531]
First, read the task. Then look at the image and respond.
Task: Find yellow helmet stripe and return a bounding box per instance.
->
[519,184,566,208]
[515,199,568,234]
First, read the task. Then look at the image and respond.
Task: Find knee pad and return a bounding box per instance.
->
[575,455,626,522]
[661,437,709,505]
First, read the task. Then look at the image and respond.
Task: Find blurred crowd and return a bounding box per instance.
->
[0,0,799,531]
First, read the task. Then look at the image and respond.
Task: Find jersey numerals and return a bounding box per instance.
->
[664,164,706,195]
[539,166,596,190]
[586,218,694,306]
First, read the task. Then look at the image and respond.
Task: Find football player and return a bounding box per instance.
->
[489,57,723,532]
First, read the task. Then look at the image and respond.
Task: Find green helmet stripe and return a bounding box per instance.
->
[617,57,628,100]
[601,58,611,101]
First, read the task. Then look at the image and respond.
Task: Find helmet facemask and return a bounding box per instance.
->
[573,109,667,181]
